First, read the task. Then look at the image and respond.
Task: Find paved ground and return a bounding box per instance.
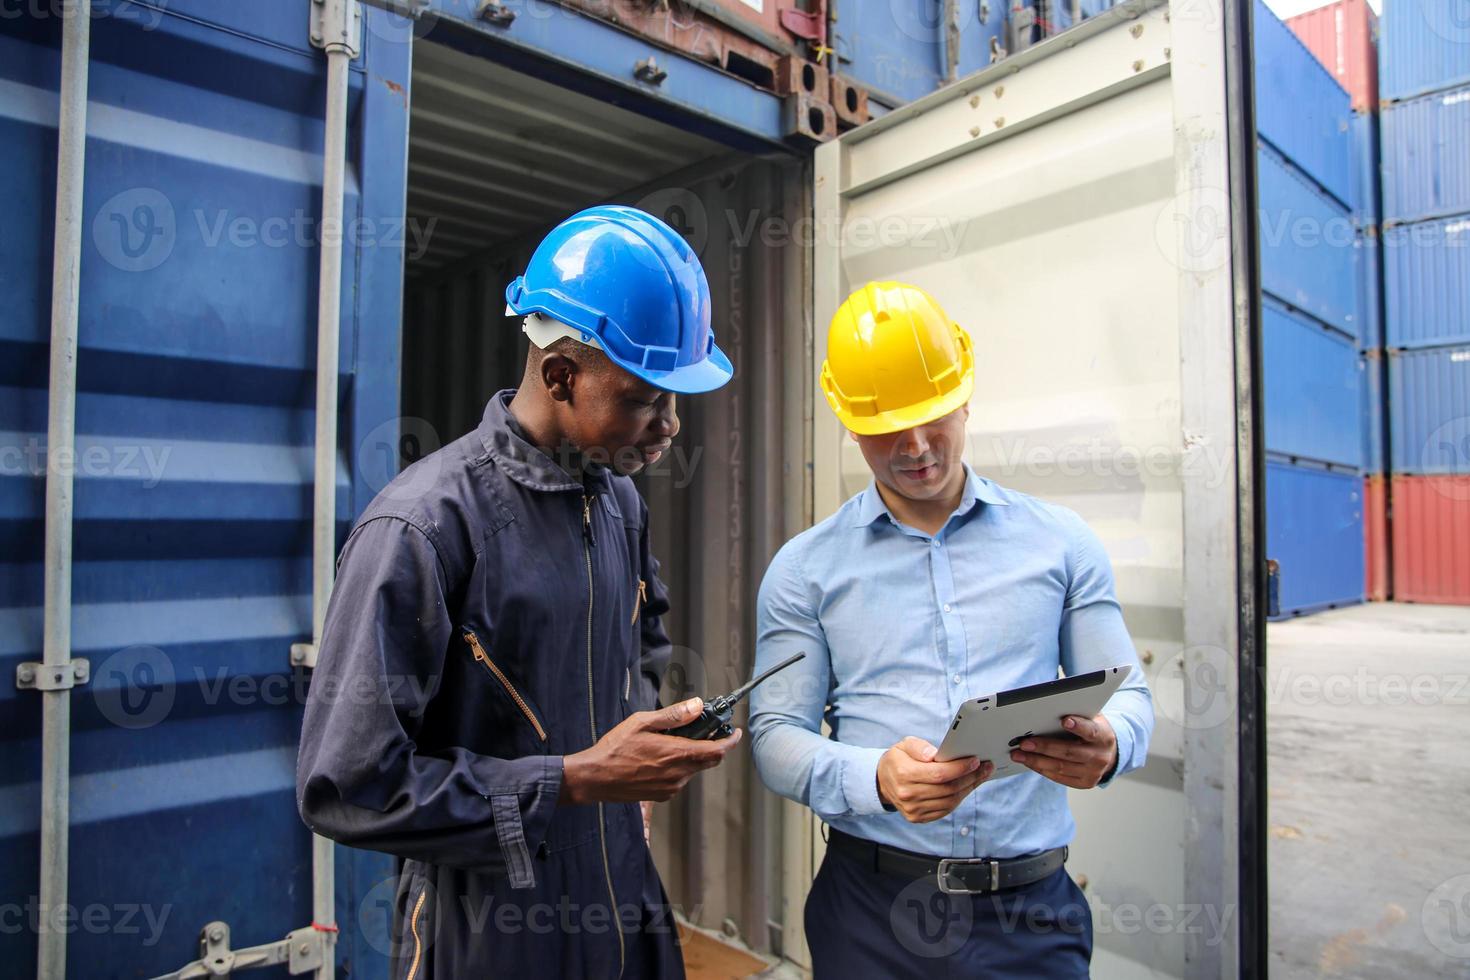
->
[1268,602,1470,979]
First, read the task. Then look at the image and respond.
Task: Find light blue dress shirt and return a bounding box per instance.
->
[749,465,1153,859]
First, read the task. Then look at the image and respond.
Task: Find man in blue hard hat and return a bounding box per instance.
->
[297,206,737,979]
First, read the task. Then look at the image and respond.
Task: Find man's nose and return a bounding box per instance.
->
[654,395,679,439]
[897,426,929,459]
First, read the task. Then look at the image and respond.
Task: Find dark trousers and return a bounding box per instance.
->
[804,840,1093,979]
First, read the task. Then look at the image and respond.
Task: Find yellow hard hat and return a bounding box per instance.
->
[820,281,974,435]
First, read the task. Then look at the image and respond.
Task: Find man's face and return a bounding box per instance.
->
[853,406,969,503]
[565,365,679,477]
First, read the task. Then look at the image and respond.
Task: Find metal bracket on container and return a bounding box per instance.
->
[310,0,362,58]
[634,56,667,85]
[290,642,318,669]
[150,921,326,980]
[15,659,89,692]
[477,1,516,26]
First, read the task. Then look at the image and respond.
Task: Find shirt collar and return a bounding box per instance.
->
[477,389,611,495]
[851,463,1009,529]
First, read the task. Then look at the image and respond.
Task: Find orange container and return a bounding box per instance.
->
[1390,475,1470,605]
[1286,0,1379,113]
[1364,475,1390,600]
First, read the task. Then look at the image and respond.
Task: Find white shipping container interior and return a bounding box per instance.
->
[814,1,1252,976]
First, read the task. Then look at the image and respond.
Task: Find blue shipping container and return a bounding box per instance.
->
[1378,0,1470,102]
[0,3,408,976]
[1265,460,1366,617]
[1389,344,1470,474]
[1381,84,1470,225]
[1349,109,1380,226]
[1263,296,1363,468]
[1254,0,1354,210]
[1358,229,1383,349]
[1258,142,1361,340]
[1362,352,1388,474]
[1383,212,1470,349]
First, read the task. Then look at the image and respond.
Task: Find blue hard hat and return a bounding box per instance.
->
[506,205,734,394]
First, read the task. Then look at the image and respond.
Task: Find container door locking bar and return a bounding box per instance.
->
[149,921,326,979]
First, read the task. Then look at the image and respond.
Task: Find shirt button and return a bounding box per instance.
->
[960,826,970,837]
[932,539,941,548]
[943,603,952,613]
[952,673,962,685]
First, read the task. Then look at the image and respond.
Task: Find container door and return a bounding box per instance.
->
[808,1,1262,977]
[0,3,410,976]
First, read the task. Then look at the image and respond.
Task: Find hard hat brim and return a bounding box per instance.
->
[622,340,734,394]
[831,372,974,436]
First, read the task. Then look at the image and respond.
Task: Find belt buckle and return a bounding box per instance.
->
[935,857,999,895]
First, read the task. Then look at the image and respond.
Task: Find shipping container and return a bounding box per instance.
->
[1388,344,1470,474]
[1362,349,1388,473]
[0,4,411,977]
[1378,0,1470,103]
[1264,459,1366,617]
[1254,0,1353,209]
[1383,212,1470,349]
[1285,0,1379,113]
[1357,227,1383,348]
[1262,296,1361,468]
[1381,84,1470,225]
[1349,108,1379,225]
[6,2,1269,978]
[1364,473,1390,600]
[1390,475,1470,604]
[1257,141,1361,340]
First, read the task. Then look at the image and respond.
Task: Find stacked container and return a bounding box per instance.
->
[1287,0,1389,600]
[1379,0,1470,605]
[1257,1,1367,617]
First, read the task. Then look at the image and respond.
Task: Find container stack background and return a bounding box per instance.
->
[1257,0,1368,617]
[1377,0,1470,604]
[1287,0,1470,608]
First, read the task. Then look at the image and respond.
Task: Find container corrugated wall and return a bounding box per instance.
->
[0,4,410,976]
[1383,215,1470,349]
[1381,85,1470,224]
[1362,349,1388,472]
[1266,460,1366,616]
[1391,475,1470,603]
[1350,109,1380,225]
[1257,142,1361,339]
[1378,0,1470,103]
[1263,297,1362,467]
[1364,474,1390,600]
[1255,0,1354,208]
[1286,0,1379,113]
[1388,345,1470,474]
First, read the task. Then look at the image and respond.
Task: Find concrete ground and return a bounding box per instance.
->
[1268,602,1470,979]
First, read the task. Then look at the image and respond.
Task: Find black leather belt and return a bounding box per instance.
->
[828,828,1068,895]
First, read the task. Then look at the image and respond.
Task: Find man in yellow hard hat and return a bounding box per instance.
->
[747,282,1154,976]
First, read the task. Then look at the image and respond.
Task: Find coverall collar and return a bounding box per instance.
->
[478,388,613,497]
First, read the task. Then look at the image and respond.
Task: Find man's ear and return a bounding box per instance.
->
[540,354,577,403]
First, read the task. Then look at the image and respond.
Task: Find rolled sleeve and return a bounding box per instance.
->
[1057,512,1155,786]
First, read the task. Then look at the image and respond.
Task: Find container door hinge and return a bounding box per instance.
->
[290,642,318,668]
[15,659,89,692]
[310,0,362,58]
[149,921,328,979]
[477,1,516,26]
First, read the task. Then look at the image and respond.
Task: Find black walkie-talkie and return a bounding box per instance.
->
[663,652,807,740]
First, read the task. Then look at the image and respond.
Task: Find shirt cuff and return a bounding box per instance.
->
[838,745,888,817]
[1097,713,1133,788]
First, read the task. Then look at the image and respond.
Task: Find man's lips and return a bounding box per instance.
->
[641,441,672,462]
[898,462,939,480]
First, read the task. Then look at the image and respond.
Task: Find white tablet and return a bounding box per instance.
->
[934,666,1132,778]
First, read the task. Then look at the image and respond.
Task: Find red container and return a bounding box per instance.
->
[1286,0,1379,113]
[1364,475,1390,600]
[1390,475,1470,605]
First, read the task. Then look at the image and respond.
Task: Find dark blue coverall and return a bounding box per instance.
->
[297,390,685,979]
